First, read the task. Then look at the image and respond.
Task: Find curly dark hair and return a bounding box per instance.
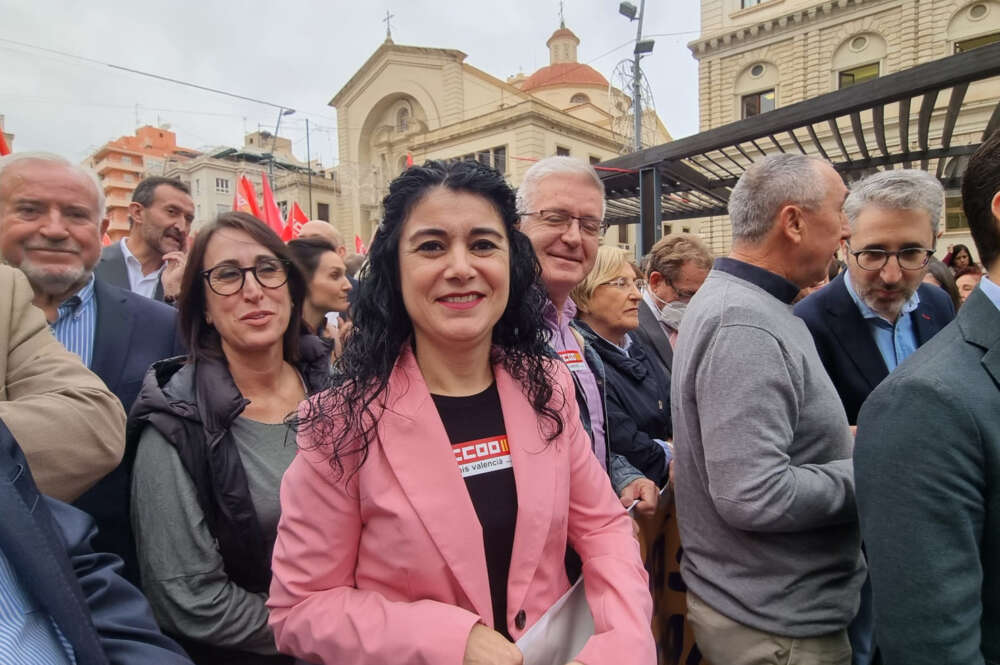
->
[299,160,563,477]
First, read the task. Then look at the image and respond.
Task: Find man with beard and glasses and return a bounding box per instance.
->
[96,176,194,303]
[0,153,183,585]
[793,168,954,665]
[633,233,713,380]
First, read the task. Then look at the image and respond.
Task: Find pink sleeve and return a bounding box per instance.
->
[556,367,657,665]
[267,427,480,664]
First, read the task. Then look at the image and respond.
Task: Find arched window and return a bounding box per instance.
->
[396,107,410,133]
[570,93,590,104]
[832,33,887,90]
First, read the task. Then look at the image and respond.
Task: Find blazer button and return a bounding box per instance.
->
[515,609,526,630]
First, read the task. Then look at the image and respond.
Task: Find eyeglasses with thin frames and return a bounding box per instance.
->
[520,209,607,237]
[845,242,934,272]
[599,277,646,292]
[201,258,290,296]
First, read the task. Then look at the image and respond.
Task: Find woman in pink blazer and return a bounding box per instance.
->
[268,160,655,665]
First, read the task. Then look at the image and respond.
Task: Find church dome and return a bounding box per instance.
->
[520,63,609,92]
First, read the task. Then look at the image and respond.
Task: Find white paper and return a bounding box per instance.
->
[515,578,594,665]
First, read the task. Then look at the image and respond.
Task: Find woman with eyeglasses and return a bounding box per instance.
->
[267,161,654,665]
[571,245,671,487]
[129,212,331,664]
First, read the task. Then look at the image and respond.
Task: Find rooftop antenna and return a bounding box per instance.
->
[559,0,566,27]
[383,10,395,42]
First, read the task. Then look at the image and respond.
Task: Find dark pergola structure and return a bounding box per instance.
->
[599,41,1000,256]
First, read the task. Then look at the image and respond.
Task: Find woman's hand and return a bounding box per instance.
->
[463,624,523,665]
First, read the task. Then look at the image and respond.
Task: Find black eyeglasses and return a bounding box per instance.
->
[520,209,607,237]
[666,277,697,301]
[845,242,934,272]
[201,258,290,296]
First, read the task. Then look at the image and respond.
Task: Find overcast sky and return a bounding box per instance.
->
[0,0,701,167]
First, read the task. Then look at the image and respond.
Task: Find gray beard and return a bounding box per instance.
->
[19,260,91,298]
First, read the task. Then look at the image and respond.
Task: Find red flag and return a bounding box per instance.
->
[260,175,284,235]
[0,130,9,156]
[405,152,413,167]
[355,234,367,255]
[281,202,309,242]
[232,175,261,218]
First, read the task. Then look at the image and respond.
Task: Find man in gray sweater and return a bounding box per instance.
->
[671,154,865,665]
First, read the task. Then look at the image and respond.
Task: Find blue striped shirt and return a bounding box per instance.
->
[49,276,97,369]
[0,547,75,664]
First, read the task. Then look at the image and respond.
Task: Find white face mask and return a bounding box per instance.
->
[647,289,688,330]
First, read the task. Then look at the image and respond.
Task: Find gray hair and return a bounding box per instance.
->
[0,152,106,219]
[728,154,829,244]
[843,168,943,235]
[516,156,606,218]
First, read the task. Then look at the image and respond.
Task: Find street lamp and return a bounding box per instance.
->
[269,108,296,189]
[619,0,653,152]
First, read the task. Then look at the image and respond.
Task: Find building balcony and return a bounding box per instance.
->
[106,193,132,209]
[93,157,144,175]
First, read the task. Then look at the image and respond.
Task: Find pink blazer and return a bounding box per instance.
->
[268,346,654,665]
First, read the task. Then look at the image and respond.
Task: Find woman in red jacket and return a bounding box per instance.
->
[268,160,654,665]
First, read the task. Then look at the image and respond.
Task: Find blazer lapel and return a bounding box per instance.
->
[825,276,888,389]
[497,365,557,625]
[377,349,493,624]
[91,281,131,389]
[0,425,106,663]
[637,301,673,373]
[958,290,1000,389]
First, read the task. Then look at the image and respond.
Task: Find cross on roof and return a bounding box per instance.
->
[383,10,395,41]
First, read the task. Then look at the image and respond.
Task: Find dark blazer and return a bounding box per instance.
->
[0,419,192,665]
[95,241,164,301]
[72,279,184,584]
[854,287,1000,665]
[632,299,673,379]
[793,272,954,424]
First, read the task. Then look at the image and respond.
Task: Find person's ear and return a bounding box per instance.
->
[128,201,144,226]
[991,189,1000,228]
[100,217,110,239]
[648,271,664,289]
[779,203,806,245]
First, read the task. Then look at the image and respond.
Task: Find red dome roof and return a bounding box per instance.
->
[520,63,608,92]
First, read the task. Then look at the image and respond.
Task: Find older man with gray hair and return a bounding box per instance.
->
[794,169,954,665]
[671,154,864,664]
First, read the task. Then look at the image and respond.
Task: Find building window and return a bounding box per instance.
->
[570,93,590,104]
[121,156,132,165]
[477,150,491,166]
[278,201,288,217]
[589,155,601,165]
[749,63,765,77]
[741,90,775,118]
[317,203,330,222]
[124,174,135,183]
[839,62,879,89]
[215,177,230,194]
[493,146,507,174]
[195,179,200,195]
[556,146,570,156]
[945,195,969,230]
[741,0,762,7]
[397,107,410,133]
[955,32,1000,53]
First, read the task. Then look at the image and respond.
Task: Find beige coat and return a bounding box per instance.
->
[0,264,125,501]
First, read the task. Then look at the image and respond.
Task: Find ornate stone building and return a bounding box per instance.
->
[687,0,1000,256]
[329,24,671,244]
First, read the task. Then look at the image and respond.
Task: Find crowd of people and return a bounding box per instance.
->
[0,129,998,665]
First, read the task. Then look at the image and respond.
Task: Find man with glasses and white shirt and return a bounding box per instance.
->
[633,233,713,379]
[794,168,955,665]
[517,156,658,518]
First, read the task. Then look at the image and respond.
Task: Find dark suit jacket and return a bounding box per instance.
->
[793,272,954,424]
[95,242,164,301]
[0,419,192,665]
[72,279,184,584]
[855,287,1000,665]
[632,299,673,379]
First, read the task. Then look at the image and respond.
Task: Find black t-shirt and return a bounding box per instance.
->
[431,382,518,640]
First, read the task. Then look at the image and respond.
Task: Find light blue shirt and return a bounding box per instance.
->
[49,275,97,369]
[0,548,75,664]
[979,274,1000,312]
[844,271,920,372]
